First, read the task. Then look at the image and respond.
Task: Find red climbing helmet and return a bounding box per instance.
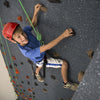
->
[2,22,19,42]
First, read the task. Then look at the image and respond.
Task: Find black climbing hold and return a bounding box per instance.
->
[34,82,38,86]
[32,92,35,95]
[51,75,56,80]
[20,62,24,65]
[23,90,26,92]
[27,81,30,85]
[48,0,61,3]
[0,43,3,47]
[14,63,17,67]
[4,0,10,8]
[44,83,48,86]
[9,64,13,69]
[21,81,24,84]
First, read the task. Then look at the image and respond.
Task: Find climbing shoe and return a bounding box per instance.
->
[63,82,78,91]
[35,74,44,82]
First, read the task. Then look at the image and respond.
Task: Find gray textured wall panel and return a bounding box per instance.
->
[0,0,100,100]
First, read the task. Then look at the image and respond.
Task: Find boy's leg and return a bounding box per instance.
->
[61,60,68,83]
[35,66,43,75]
[35,66,44,82]
[46,55,78,91]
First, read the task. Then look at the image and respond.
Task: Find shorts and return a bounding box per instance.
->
[36,54,63,68]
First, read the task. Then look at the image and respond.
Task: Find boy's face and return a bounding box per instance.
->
[12,31,28,46]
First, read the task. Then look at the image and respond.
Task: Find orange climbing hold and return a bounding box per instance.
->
[2,52,6,55]
[15,68,19,74]
[17,16,22,21]
[12,56,16,60]
[28,88,32,92]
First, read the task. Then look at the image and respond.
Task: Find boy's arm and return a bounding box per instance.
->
[40,28,74,53]
[31,4,42,27]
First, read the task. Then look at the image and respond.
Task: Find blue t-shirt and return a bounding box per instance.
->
[18,26,45,63]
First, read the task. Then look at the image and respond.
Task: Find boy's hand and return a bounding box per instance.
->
[62,28,74,38]
[34,4,42,15]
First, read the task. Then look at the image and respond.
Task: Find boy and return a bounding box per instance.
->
[2,4,78,90]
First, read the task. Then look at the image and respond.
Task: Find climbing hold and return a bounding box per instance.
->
[9,64,13,69]
[17,16,22,22]
[33,96,35,99]
[44,83,48,86]
[26,76,29,79]
[28,98,32,100]
[32,87,34,90]
[0,43,3,47]
[6,66,8,69]
[15,68,19,74]
[60,98,63,100]
[23,90,26,92]
[21,93,24,95]
[40,6,47,12]
[20,62,24,65]
[32,92,35,95]
[13,76,18,79]
[34,82,38,86]
[19,85,23,88]
[12,56,16,60]
[53,52,60,57]
[28,88,32,92]
[48,0,61,3]
[78,71,85,82]
[68,99,72,100]
[51,75,56,80]
[4,0,10,8]
[21,81,24,84]
[14,63,17,66]
[87,50,94,59]
[27,81,30,85]
[2,52,6,55]
[12,80,16,84]
[43,88,48,93]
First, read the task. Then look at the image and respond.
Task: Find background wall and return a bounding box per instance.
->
[0,50,17,100]
[0,0,100,100]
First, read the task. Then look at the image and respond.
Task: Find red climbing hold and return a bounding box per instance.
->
[12,56,16,60]
[19,85,23,88]
[12,80,16,84]
[28,89,32,92]
[6,66,8,69]
[17,16,22,21]
[15,68,19,74]
[26,76,29,79]
[28,98,32,100]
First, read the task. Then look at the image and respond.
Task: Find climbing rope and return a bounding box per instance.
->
[18,0,44,45]
[0,17,24,98]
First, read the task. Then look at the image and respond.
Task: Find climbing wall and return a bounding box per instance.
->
[0,0,100,100]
